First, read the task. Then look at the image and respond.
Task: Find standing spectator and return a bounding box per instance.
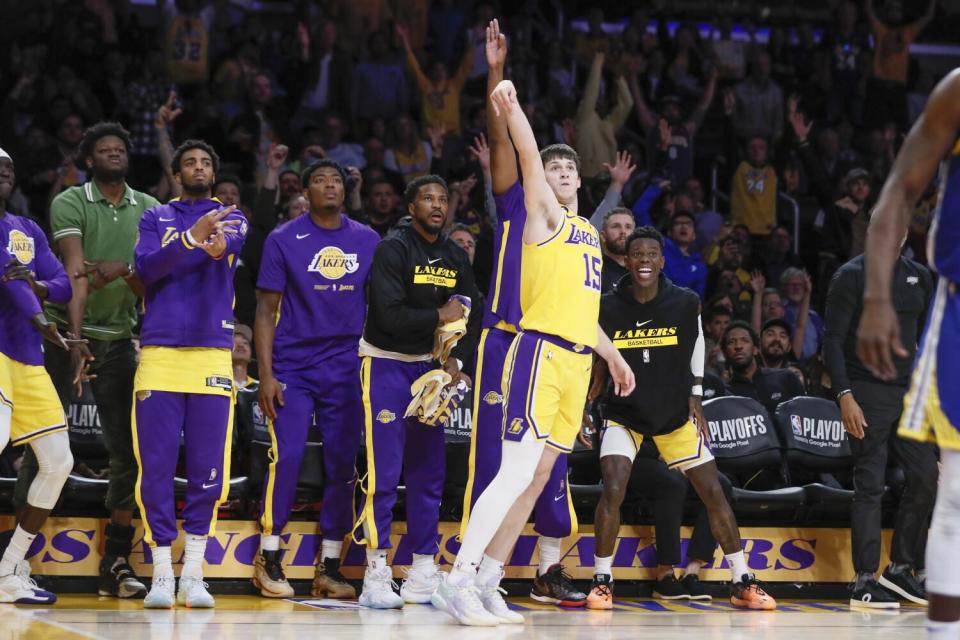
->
[712,16,748,81]
[730,136,778,238]
[27,124,158,599]
[397,25,474,134]
[865,0,936,129]
[732,52,784,143]
[161,0,213,86]
[662,210,707,299]
[320,113,366,170]
[759,226,804,288]
[575,52,634,180]
[630,68,717,185]
[351,30,409,124]
[780,268,820,363]
[598,208,636,294]
[823,252,936,609]
[826,1,871,124]
[293,20,353,123]
[125,60,173,190]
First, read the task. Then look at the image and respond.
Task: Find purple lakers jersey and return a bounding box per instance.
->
[482,181,527,330]
[258,213,380,374]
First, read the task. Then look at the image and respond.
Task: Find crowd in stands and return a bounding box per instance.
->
[1,0,958,523]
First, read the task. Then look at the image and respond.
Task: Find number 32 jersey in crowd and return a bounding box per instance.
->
[257,213,380,375]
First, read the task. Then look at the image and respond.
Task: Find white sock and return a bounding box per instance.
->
[927,619,960,640]
[594,554,613,578]
[476,555,504,588]
[449,559,479,587]
[366,549,387,571]
[321,539,343,563]
[0,526,36,575]
[182,534,207,579]
[152,546,174,579]
[261,535,280,552]
[412,553,435,573]
[538,536,561,575]
[685,561,702,577]
[726,551,749,583]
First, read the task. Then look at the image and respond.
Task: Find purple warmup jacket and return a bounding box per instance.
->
[0,214,71,364]
[135,198,248,349]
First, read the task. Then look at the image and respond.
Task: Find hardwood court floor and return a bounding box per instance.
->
[5,595,929,639]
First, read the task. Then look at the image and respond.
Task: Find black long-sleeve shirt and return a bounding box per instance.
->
[363,218,479,358]
[823,254,932,393]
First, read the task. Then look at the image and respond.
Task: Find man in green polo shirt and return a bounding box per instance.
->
[15,123,158,599]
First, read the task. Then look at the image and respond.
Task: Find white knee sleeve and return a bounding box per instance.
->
[456,431,545,567]
[0,403,10,451]
[27,430,73,510]
[926,449,960,597]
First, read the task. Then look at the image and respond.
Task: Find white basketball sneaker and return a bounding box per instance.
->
[400,564,444,604]
[358,566,404,609]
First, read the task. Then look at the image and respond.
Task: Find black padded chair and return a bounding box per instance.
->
[62,382,110,508]
[703,396,805,515]
[774,397,855,512]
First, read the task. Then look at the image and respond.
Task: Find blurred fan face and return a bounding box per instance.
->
[761,326,790,359]
[450,229,476,264]
[214,182,241,207]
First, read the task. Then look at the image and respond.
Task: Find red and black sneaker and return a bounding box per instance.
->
[531,564,587,607]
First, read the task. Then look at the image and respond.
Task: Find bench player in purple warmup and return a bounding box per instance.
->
[253,159,379,598]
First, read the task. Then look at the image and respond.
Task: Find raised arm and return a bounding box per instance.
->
[686,67,718,134]
[606,72,634,130]
[398,25,431,93]
[485,19,518,195]
[576,52,604,122]
[858,70,960,379]
[490,80,556,224]
[628,72,658,132]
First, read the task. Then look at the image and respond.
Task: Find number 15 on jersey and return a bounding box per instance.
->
[583,253,601,291]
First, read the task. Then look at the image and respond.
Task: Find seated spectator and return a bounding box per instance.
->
[780,267,821,363]
[384,114,433,182]
[760,226,803,287]
[662,210,706,298]
[213,174,243,209]
[708,237,751,302]
[232,324,256,389]
[759,318,794,369]
[397,24,473,134]
[704,305,732,345]
[721,321,805,416]
[730,135,778,239]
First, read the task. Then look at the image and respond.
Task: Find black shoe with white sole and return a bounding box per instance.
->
[680,574,712,601]
[850,579,900,609]
[879,565,928,606]
[653,574,690,600]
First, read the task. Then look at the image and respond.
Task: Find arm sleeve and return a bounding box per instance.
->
[255,231,286,292]
[822,266,856,394]
[368,241,439,336]
[134,209,195,285]
[30,221,71,304]
[589,186,621,231]
[690,314,705,377]
[405,47,432,93]
[49,191,84,243]
[0,247,43,318]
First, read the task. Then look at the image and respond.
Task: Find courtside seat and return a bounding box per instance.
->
[704,396,804,516]
[774,398,854,517]
[0,473,17,507]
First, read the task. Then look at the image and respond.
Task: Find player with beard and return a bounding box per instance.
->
[721,321,805,417]
[759,318,793,369]
[133,140,248,609]
[352,174,479,609]
[599,208,636,293]
[253,160,379,599]
[19,123,159,599]
[587,226,775,610]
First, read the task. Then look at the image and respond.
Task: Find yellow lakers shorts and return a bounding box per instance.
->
[600,418,714,472]
[501,330,593,452]
[0,352,66,446]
